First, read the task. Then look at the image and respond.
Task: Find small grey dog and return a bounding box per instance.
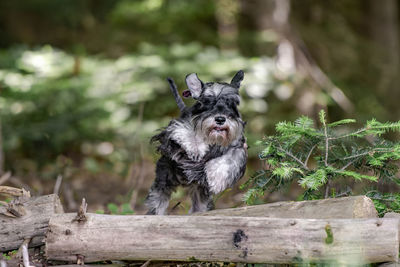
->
[145,71,247,215]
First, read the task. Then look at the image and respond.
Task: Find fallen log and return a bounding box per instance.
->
[0,194,64,252]
[198,195,377,218]
[46,213,399,264]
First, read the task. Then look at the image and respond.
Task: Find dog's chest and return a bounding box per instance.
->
[169,121,209,161]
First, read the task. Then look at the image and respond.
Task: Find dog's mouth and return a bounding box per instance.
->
[208,126,229,140]
[211,126,228,134]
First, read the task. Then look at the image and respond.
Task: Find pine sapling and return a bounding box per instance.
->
[242,110,400,204]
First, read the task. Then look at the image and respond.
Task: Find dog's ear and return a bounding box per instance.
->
[230,70,244,88]
[185,73,203,99]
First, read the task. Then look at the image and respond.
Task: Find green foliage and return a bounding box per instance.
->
[243,110,400,204]
[2,250,17,260]
[366,191,400,217]
[105,202,134,215]
[1,44,276,178]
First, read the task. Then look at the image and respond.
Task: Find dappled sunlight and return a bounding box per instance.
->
[276,39,296,76]
[18,46,74,77]
[0,43,306,175]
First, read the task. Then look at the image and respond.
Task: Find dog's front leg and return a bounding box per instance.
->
[204,146,247,194]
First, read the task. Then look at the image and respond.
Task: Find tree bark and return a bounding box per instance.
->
[46,213,398,264]
[215,0,239,50]
[0,194,64,252]
[197,195,377,218]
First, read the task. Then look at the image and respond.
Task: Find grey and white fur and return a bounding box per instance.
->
[145,71,248,215]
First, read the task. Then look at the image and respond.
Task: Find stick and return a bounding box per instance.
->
[22,243,33,267]
[53,174,63,195]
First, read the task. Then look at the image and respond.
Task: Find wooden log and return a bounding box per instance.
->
[46,213,399,264]
[197,196,378,218]
[0,194,64,252]
[384,212,400,219]
[0,186,30,197]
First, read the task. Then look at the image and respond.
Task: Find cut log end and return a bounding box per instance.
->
[0,194,63,252]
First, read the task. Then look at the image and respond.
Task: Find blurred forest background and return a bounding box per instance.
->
[0,0,399,214]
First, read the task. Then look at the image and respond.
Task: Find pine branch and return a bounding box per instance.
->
[247,110,400,204]
[328,127,367,140]
[341,147,397,161]
[340,158,358,171]
[277,145,309,170]
[327,119,356,127]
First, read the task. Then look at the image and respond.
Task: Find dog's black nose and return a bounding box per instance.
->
[215,116,226,125]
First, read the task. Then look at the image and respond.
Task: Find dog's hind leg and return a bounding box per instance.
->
[188,184,214,213]
[145,187,172,215]
[145,157,178,215]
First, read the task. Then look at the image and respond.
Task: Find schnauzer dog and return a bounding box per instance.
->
[145,71,247,215]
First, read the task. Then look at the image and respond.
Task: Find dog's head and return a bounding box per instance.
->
[184,70,245,147]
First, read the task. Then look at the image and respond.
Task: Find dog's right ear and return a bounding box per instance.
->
[185,73,203,99]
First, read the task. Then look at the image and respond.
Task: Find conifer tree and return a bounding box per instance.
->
[242,110,400,206]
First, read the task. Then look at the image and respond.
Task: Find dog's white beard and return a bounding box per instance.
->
[197,117,242,147]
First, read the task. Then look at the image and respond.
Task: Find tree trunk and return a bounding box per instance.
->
[0,117,4,175]
[369,0,400,120]
[215,0,239,50]
[46,213,399,264]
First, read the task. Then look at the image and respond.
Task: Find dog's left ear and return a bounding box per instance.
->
[230,70,244,88]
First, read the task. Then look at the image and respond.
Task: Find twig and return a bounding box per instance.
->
[169,201,182,214]
[304,144,317,167]
[328,127,368,140]
[72,198,87,223]
[340,159,358,171]
[53,174,63,195]
[17,238,31,260]
[277,146,309,170]
[22,243,34,267]
[140,259,151,267]
[341,148,395,161]
[322,119,329,167]
[336,187,352,197]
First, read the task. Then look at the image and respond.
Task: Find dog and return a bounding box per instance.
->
[145,71,247,215]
